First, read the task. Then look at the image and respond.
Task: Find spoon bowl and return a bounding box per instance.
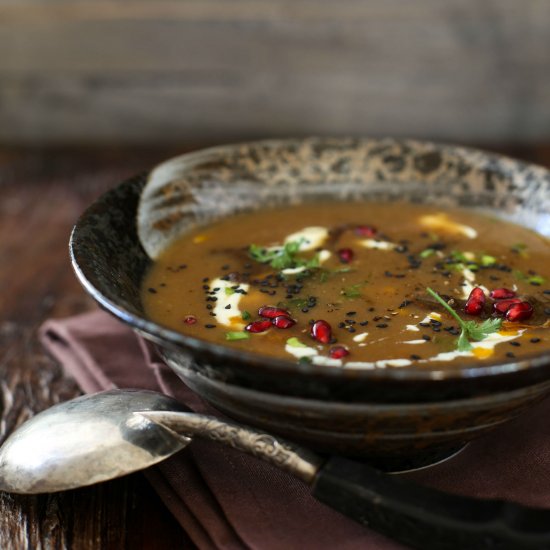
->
[0,389,189,494]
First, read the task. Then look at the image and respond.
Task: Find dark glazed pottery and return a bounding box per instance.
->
[70,138,550,462]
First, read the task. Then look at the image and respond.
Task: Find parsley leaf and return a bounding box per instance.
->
[249,239,319,272]
[426,287,502,352]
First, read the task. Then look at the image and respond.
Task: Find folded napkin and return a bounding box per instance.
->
[40,310,550,550]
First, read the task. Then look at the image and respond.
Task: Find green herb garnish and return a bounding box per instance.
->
[286,337,308,348]
[241,310,251,321]
[249,239,319,272]
[341,283,364,299]
[480,254,497,267]
[511,243,529,258]
[513,270,546,285]
[225,331,250,341]
[419,248,435,259]
[426,287,502,351]
[224,287,235,296]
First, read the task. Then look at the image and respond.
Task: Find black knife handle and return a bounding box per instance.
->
[312,457,550,550]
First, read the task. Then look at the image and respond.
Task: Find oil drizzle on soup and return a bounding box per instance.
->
[142,202,550,369]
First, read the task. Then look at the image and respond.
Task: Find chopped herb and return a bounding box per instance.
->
[513,270,546,285]
[319,270,329,283]
[298,356,313,364]
[426,287,502,351]
[249,239,319,272]
[225,331,250,341]
[224,287,235,296]
[286,337,308,348]
[241,310,251,321]
[419,248,435,259]
[341,283,364,299]
[480,254,497,267]
[511,243,529,258]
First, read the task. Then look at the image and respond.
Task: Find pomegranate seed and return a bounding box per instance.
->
[311,320,332,344]
[354,225,377,237]
[183,315,197,325]
[464,287,486,316]
[245,320,272,333]
[272,315,296,329]
[506,301,534,322]
[493,298,522,315]
[490,288,516,300]
[258,306,290,319]
[337,248,354,263]
[329,346,349,359]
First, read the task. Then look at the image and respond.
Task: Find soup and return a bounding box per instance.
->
[142,202,550,369]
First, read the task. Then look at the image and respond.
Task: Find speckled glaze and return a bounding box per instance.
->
[71,138,550,462]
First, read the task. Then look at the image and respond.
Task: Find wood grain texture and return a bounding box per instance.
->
[0,146,191,550]
[0,1,549,145]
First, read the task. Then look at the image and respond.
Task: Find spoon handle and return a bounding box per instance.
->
[314,456,550,550]
[140,410,322,482]
[142,411,550,549]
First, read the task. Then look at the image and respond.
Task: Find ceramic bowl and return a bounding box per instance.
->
[70,138,550,466]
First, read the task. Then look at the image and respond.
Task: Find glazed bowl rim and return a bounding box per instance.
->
[70,136,550,383]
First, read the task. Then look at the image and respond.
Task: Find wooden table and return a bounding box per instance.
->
[0,144,548,549]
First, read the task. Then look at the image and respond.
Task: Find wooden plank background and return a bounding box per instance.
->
[0,0,549,145]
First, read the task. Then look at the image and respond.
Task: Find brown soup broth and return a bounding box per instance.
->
[142,202,550,369]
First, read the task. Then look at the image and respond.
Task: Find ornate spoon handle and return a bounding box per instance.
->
[142,410,550,550]
[140,410,322,483]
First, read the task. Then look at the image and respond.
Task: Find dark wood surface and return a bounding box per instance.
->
[0,143,548,549]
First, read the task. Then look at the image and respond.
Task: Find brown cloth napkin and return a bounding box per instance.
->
[40,310,550,550]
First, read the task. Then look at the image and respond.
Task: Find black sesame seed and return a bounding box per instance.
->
[376,323,388,328]
[422,335,431,341]
[348,327,356,333]
[432,327,441,332]
[399,300,412,309]
[543,290,550,295]
[346,311,357,316]
[147,287,157,294]
[531,338,541,343]
[224,305,231,310]
[204,324,216,329]
[202,277,209,282]
[419,322,430,328]
[368,307,375,312]
[506,352,516,358]
[509,341,521,347]
[531,281,542,287]
[359,321,369,326]
[202,284,209,290]
[206,304,213,310]
[410,354,421,361]
[301,307,309,313]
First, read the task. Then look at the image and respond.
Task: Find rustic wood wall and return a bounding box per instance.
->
[1,0,549,145]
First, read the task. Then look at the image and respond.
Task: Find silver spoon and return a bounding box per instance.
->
[0,389,548,550]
